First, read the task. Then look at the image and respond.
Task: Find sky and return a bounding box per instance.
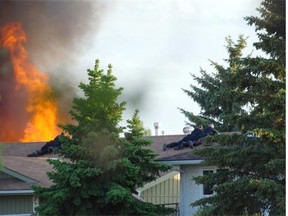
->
[79,0,262,135]
[0,0,263,137]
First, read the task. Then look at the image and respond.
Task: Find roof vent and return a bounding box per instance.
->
[153,122,160,136]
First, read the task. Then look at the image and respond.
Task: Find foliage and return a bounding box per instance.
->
[180,35,251,132]
[123,109,171,190]
[33,59,172,215]
[182,0,285,215]
[120,109,173,215]
[192,135,285,215]
[199,133,245,146]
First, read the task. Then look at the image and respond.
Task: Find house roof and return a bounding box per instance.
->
[0,178,32,190]
[1,133,239,192]
[2,142,47,157]
[3,156,54,187]
[1,142,54,191]
[146,131,241,163]
[147,134,203,162]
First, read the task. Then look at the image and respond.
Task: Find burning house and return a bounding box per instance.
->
[0,23,59,142]
[0,0,103,142]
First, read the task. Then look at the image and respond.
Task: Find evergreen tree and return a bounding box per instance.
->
[122,109,171,188]
[33,60,171,215]
[181,0,285,215]
[179,35,250,132]
[118,109,173,215]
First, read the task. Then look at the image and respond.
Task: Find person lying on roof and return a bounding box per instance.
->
[27,134,62,157]
[162,124,218,151]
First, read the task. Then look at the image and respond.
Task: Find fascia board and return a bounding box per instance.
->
[157,159,204,165]
[0,189,34,195]
[1,167,37,184]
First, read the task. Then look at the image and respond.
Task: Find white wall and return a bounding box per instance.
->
[180,164,217,216]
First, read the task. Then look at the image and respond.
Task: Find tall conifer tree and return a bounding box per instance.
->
[33,60,171,215]
[181,0,285,215]
[180,35,249,131]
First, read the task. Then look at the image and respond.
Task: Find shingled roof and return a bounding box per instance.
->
[146,135,203,162]
[0,134,208,192]
[1,142,54,191]
[147,132,242,162]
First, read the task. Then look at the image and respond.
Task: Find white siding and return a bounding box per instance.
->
[180,165,217,216]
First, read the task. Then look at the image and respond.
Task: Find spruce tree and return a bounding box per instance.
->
[117,109,173,215]
[181,0,285,215]
[122,109,171,188]
[33,60,171,215]
[179,35,249,132]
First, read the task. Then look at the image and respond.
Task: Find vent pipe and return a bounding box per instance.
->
[153,122,160,136]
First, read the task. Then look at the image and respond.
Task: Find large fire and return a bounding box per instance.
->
[0,23,59,142]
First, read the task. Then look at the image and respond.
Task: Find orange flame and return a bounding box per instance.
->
[0,23,59,141]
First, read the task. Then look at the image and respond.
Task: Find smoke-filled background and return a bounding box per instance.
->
[0,0,106,141]
[0,0,262,142]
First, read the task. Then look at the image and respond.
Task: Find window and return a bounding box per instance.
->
[203,170,214,195]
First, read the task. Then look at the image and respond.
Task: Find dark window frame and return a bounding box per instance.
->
[202,170,214,195]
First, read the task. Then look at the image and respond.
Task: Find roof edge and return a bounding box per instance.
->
[1,167,37,184]
[157,159,204,165]
[0,189,34,195]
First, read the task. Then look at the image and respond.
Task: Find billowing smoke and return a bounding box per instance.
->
[0,1,106,141]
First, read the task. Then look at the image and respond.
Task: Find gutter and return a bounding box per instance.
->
[0,189,34,195]
[156,159,203,165]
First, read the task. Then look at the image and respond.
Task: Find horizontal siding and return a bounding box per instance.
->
[0,195,33,215]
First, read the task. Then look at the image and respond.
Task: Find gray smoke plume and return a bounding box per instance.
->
[0,0,106,141]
